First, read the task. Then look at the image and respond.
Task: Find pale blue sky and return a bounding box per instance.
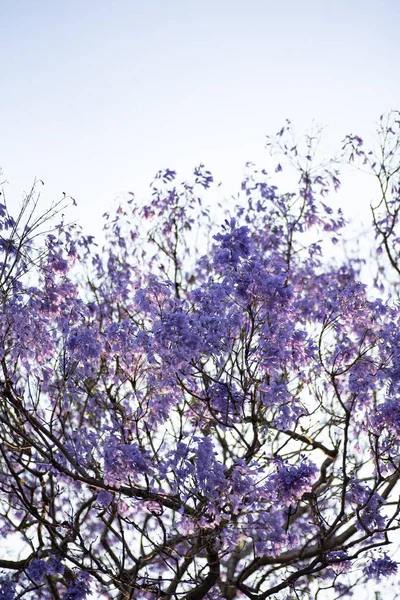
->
[1,0,399,231]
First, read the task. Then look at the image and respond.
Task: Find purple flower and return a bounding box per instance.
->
[364,554,398,580]
[374,398,400,436]
[213,219,252,268]
[67,327,102,361]
[26,557,64,583]
[249,510,287,556]
[347,481,386,530]
[194,164,214,189]
[97,490,113,507]
[64,572,91,600]
[269,459,318,505]
[327,551,351,573]
[194,437,226,500]
[26,559,48,583]
[0,580,15,600]
[104,440,152,485]
[347,479,369,505]
[46,556,64,577]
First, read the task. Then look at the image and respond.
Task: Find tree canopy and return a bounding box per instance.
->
[0,114,399,599]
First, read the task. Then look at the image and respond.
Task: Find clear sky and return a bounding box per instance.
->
[1,0,399,233]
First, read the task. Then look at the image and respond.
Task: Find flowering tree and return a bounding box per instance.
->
[0,115,399,600]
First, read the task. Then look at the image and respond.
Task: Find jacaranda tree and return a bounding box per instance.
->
[0,114,399,600]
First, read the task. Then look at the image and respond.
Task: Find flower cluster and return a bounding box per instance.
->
[194,436,227,501]
[364,555,398,580]
[104,440,153,486]
[269,459,318,506]
[0,579,15,600]
[26,557,64,584]
[64,572,91,600]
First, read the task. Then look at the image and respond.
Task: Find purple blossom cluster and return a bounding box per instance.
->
[347,480,386,531]
[363,554,398,580]
[374,397,400,438]
[0,580,15,600]
[26,558,64,584]
[213,219,253,269]
[64,572,91,600]
[269,459,318,506]
[104,439,153,486]
[327,551,352,574]
[194,436,227,501]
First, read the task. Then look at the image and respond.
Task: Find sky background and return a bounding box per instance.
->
[1,0,399,236]
[1,1,399,597]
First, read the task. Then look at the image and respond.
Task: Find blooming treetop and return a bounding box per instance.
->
[0,114,399,599]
